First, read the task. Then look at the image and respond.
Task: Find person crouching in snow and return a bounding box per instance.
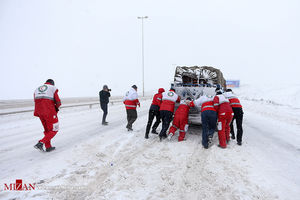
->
[33,79,61,152]
[213,90,233,148]
[195,94,217,149]
[167,97,195,141]
[145,88,165,139]
[123,85,140,131]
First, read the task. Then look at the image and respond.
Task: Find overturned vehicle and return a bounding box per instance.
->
[171,66,226,124]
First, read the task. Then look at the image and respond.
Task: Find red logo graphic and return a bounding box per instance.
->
[4,179,35,191]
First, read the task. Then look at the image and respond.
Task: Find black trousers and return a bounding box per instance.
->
[230,107,244,143]
[126,109,137,129]
[100,103,108,123]
[159,110,173,138]
[145,105,161,136]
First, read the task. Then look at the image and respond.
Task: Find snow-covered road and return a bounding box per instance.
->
[0,96,300,200]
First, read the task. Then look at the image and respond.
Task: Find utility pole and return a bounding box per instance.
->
[137,16,148,97]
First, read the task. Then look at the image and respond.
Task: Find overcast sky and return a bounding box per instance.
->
[0,0,299,99]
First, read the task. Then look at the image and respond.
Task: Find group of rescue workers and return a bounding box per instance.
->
[33,79,243,152]
[123,84,244,149]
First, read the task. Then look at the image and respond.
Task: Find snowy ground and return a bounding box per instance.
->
[0,85,300,200]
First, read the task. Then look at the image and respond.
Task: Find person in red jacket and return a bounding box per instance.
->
[167,97,194,141]
[33,79,61,152]
[145,88,165,139]
[159,88,180,140]
[213,90,233,148]
[195,94,217,149]
[224,89,244,145]
[123,85,140,131]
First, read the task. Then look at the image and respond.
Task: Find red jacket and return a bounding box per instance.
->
[151,88,165,107]
[124,99,140,110]
[224,92,242,108]
[174,101,195,119]
[195,95,216,112]
[34,82,61,117]
[159,90,180,113]
[213,94,233,114]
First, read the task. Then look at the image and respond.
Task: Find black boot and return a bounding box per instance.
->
[208,135,213,145]
[231,133,235,140]
[34,142,44,152]
[46,147,56,152]
[159,136,163,141]
[159,134,167,141]
[151,130,158,134]
[145,134,149,139]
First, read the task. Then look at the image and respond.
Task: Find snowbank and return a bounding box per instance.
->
[234,83,300,108]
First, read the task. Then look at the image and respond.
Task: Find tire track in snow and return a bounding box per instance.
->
[0,101,149,180]
[177,140,278,200]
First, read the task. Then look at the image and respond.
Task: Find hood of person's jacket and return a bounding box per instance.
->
[45,82,54,86]
[158,88,165,93]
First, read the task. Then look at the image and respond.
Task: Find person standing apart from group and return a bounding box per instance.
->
[159,88,180,140]
[213,89,233,148]
[145,88,165,139]
[224,89,244,145]
[123,85,140,131]
[34,79,61,152]
[99,85,111,125]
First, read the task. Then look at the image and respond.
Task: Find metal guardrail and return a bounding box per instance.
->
[0,102,100,116]
[0,97,151,116]
[0,110,34,115]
